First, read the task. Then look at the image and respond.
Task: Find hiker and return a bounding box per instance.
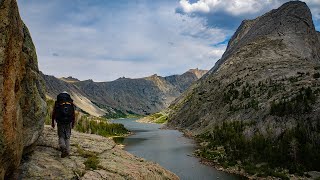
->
[51,91,75,158]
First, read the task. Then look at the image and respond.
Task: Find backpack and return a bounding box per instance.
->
[55,93,74,124]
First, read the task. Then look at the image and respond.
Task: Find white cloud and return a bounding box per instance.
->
[179,0,320,19]
[179,0,273,16]
[17,0,320,83]
[307,3,320,20]
[17,1,230,81]
[180,0,210,13]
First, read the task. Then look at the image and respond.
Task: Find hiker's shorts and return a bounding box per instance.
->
[57,123,71,139]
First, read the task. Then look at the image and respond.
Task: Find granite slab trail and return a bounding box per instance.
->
[19,126,179,180]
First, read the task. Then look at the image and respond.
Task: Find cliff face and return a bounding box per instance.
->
[208,2,320,76]
[43,69,207,116]
[0,0,46,178]
[168,1,320,132]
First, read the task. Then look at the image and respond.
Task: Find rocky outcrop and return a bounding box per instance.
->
[186,68,207,79]
[164,69,207,93]
[0,0,46,178]
[19,126,179,180]
[43,69,207,116]
[60,76,80,83]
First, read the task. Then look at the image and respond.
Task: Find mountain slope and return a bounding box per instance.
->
[167,1,320,173]
[43,69,207,116]
[169,1,320,131]
[43,74,106,117]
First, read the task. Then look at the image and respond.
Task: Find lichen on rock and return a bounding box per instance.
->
[0,0,46,178]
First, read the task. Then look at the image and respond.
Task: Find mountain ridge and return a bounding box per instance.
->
[43,68,207,117]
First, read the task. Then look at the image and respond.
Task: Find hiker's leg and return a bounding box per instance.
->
[60,137,68,158]
[65,124,71,154]
[65,138,70,154]
[57,125,66,151]
[59,136,66,151]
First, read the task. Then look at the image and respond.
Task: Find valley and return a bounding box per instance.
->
[1,0,320,179]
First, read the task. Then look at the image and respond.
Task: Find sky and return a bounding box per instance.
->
[17,0,320,82]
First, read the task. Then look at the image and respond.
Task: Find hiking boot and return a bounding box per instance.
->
[61,150,69,158]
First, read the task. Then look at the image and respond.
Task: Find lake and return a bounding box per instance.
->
[111,118,240,180]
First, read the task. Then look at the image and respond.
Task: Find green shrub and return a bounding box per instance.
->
[112,137,125,144]
[76,145,96,158]
[84,156,100,170]
[75,116,129,137]
[155,115,168,124]
[75,144,100,170]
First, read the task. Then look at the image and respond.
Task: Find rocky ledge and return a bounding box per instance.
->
[19,126,178,180]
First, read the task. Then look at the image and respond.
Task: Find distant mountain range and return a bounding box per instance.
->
[42,69,207,117]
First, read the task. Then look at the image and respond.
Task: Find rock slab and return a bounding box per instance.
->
[19,126,179,180]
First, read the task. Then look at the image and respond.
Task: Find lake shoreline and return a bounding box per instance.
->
[165,126,252,179]
[134,118,248,179]
[165,126,313,180]
[112,118,238,179]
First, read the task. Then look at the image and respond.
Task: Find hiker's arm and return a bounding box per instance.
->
[51,102,56,128]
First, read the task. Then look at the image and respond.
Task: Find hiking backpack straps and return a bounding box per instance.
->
[55,93,74,124]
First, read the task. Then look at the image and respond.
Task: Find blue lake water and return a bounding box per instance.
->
[111,118,240,180]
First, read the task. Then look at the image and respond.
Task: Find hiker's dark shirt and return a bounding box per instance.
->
[51,101,75,128]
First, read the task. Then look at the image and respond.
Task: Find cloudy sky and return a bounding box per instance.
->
[18,0,320,82]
